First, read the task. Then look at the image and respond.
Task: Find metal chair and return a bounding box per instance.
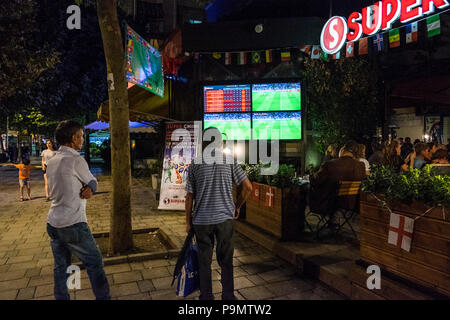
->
[314,180,362,239]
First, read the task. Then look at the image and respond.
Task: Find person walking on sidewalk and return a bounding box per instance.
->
[2,158,41,201]
[41,139,56,201]
[185,128,252,300]
[46,120,110,300]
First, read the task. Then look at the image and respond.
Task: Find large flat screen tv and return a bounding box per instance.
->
[202,81,302,140]
[252,112,302,140]
[252,82,301,112]
[204,113,251,140]
[204,84,251,113]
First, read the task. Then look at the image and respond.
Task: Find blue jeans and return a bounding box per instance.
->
[46,222,110,300]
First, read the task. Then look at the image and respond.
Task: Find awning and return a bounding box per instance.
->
[85,121,157,133]
[97,81,173,122]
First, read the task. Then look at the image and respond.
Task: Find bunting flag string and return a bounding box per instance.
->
[190,12,447,65]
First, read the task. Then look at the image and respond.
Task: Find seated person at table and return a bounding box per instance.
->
[413,143,432,169]
[430,149,450,175]
[368,141,383,166]
[356,143,370,176]
[381,140,408,172]
[309,140,366,227]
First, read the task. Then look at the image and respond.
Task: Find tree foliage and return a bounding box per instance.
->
[0,0,59,110]
[0,1,109,135]
[303,57,380,153]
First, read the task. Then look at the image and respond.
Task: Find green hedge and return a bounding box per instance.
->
[362,165,450,207]
[241,163,305,188]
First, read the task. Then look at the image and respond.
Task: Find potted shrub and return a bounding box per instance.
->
[358,165,450,297]
[241,163,309,241]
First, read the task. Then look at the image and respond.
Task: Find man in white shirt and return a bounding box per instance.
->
[46,120,110,300]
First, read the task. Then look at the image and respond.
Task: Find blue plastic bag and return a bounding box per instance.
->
[176,237,200,297]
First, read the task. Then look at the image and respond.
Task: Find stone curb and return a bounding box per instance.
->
[74,228,181,269]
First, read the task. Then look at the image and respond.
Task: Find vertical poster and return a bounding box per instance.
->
[158,122,198,211]
[425,116,441,142]
[126,25,164,97]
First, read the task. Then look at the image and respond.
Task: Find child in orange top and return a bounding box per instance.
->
[3,159,41,201]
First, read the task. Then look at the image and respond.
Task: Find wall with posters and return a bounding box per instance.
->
[158,122,198,211]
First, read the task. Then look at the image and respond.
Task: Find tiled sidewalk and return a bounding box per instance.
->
[0,167,344,300]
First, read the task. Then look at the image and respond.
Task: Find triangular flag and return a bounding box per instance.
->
[265,186,275,208]
[332,50,341,60]
[281,51,291,62]
[299,45,312,55]
[237,52,247,65]
[388,213,414,252]
[252,51,261,64]
[252,182,260,202]
[321,51,329,61]
[265,50,273,63]
[427,15,441,38]
[311,45,321,59]
[212,52,222,59]
[346,42,355,57]
[373,34,384,52]
[389,28,400,48]
[359,37,368,55]
[406,22,418,44]
[224,52,232,65]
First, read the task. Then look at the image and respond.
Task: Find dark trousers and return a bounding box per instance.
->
[193,219,235,300]
[46,222,111,300]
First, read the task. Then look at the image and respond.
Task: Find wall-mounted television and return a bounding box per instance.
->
[204,113,251,140]
[253,112,302,140]
[203,81,302,140]
[204,84,251,113]
[252,82,301,112]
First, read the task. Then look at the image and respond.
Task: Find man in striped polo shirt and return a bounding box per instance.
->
[185,129,252,300]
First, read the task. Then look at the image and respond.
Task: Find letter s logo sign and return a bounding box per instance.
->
[329,19,339,48]
[320,16,349,55]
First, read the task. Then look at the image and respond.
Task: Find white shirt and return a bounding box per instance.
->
[359,158,371,172]
[46,146,97,228]
[41,149,56,165]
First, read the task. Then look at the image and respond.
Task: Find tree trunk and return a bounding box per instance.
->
[0,134,4,153]
[97,0,133,255]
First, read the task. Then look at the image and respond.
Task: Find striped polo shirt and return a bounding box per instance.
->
[186,155,247,225]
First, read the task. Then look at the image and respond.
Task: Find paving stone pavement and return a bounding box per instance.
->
[0,164,345,300]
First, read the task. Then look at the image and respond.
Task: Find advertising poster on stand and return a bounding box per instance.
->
[158,122,198,210]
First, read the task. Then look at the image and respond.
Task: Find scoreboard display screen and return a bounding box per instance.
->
[203,82,302,140]
[204,84,251,113]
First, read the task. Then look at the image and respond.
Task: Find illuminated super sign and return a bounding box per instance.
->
[320,0,449,54]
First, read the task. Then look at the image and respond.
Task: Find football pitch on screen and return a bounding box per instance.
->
[204,121,251,140]
[252,90,301,111]
[253,119,302,140]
